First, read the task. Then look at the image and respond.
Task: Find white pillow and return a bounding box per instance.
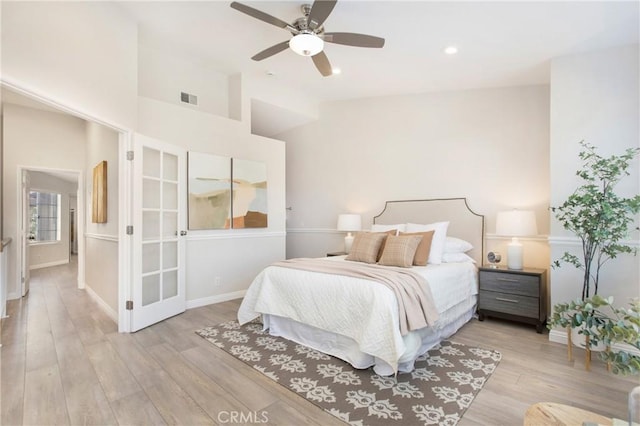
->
[442,252,476,263]
[405,221,449,264]
[444,237,473,254]
[371,223,406,235]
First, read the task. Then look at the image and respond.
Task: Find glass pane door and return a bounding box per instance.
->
[141,147,180,306]
[131,134,186,331]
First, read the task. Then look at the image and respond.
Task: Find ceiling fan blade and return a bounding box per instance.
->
[312,51,333,77]
[251,41,290,61]
[308,0,337,30]
[230,1,290,29]
[324,32,385,48]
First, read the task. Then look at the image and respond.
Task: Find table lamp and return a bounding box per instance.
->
[337,214,361,253]
[496,210,537,270]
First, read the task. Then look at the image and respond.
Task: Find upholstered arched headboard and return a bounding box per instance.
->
[373,198,485,264]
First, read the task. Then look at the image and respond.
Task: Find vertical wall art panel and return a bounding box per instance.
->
[188,152,231,229]
[92,160,107,223]
[232,158,268,228]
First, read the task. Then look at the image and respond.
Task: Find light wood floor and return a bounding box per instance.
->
[1,259,637,425]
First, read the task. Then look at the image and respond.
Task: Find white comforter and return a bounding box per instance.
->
[238,257,477,373]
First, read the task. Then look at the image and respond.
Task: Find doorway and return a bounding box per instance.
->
[2,84,124,329]
[18,167,83,296]
[2,82,190,333]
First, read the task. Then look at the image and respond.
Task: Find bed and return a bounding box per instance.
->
[238,198,484,376]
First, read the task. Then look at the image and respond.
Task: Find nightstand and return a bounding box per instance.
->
[477,266,547,333]
[326,251,347,257]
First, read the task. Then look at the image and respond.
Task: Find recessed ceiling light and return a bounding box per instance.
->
[444,46,458,55]
[266,70,276,76]
[332,68,342,75]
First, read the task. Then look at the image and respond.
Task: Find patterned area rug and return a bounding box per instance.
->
[196,321,501,426]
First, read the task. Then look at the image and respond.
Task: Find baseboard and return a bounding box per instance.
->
[186,290,246,310]
[549,328,640,356]
[549,329,567,344]
[85,285,118,323]
[30,259,69,270]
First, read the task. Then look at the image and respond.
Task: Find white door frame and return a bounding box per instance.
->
[20,169,30,296]
[118,131,133,332]
[2,79,134,332]
[17,166,84,294]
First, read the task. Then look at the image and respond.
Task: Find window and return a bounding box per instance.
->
[29,191,61,242]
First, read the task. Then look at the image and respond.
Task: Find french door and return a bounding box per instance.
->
[130,134,186,331]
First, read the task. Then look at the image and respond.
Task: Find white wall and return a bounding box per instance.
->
[549,45,640,308]
[245,75,320,137]
[138,45,229,118]
[1,1,291,316]
[28,171,76,269]
[138,97,286,306]
[84,121,120,314]
[2,104,86,298]
[279,85,551,270]
[1,1,138,129]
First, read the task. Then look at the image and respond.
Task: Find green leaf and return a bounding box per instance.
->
[551,142,640,299]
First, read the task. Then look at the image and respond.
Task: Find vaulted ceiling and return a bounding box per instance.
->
[121,1,638,101]
[3,2,638,138]
[117,1,638,137]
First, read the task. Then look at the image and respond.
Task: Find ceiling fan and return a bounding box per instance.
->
[230,0,385,77]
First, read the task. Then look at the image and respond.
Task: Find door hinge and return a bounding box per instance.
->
[126,300,133,310]
[126,225,133,235]
[126,151,134,161]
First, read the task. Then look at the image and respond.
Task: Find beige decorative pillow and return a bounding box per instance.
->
[400,230,435,266]
[346,232,388,264]
[378,235,424,268]
[376,229,398,261]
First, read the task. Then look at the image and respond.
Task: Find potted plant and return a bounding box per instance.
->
[551,141,640,300]
[549,141,640,369]
[549,295,640,375]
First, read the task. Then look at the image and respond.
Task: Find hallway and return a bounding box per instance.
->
[1,256,120,424]
[0,257,340,425]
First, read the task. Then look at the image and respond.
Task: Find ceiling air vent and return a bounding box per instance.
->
[180,91,198,106]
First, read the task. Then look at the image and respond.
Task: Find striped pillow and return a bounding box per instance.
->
[346,232,388,264]
[400,230,435,266]
[376,229,399,261]
[378,235,423,268]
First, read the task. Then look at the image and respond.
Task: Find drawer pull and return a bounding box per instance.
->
[496,278,520,283]
[495,297,519,303]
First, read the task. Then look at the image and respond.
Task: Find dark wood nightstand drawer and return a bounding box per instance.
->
[477,266,547,333]
[479,291,539,318]
[479,270,539,297]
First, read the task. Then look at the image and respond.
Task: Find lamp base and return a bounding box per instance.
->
[344,233,354,254]
[507,238,523,270]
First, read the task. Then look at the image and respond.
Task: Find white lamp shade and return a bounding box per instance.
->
[337,214,362,232]
[289,33,324,56]
[496,210,537,270]
[496,210,537,237]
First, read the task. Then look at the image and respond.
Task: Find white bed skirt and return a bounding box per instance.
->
[263,295,477,376]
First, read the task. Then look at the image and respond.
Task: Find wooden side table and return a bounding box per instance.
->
[524,402,612,426]
[477,266,547,333]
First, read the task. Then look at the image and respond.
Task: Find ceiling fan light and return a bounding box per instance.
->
[290,33,324,56]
